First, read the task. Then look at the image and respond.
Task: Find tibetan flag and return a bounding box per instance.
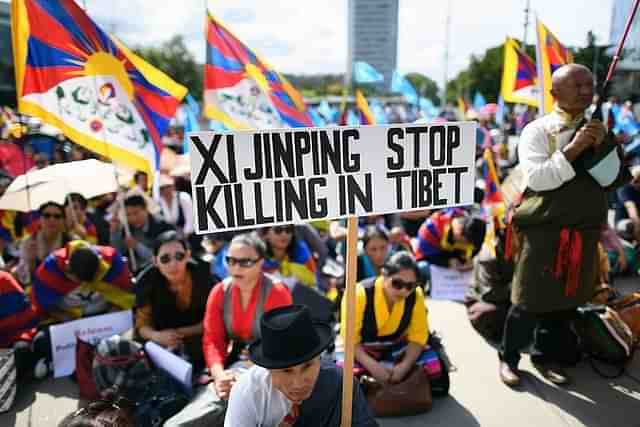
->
[501,38,538,107]
[355,90,375,125]
[11,0,187,177]
[204,10,313,130]
[482,147,503,206]
[31,240,133,319]
[0,210,17,243]
[535,19,574,114]
[0,271,39,347]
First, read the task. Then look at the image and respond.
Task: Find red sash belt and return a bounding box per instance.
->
[554,228,582,297]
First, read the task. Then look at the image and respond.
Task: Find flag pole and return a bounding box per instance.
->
[80,0,138,272]
[340,215,358,427]
[604,0,640,90]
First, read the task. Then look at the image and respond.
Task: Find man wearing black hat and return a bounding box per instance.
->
[224,305,378,427]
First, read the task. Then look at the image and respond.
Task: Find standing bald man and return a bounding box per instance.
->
[498,64,621,386]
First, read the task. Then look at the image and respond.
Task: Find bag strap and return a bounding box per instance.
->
[586,354,627,379]
[223,275,273,342]
[94,350,145,367]
[361,278,379,343]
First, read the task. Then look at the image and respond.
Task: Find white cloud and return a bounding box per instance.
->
[80,0,612,88]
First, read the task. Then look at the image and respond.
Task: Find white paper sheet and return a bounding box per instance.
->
[144,341,193,392]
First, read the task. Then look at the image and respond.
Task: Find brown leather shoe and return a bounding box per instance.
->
[499,362,521,387]
[533,363,570,385]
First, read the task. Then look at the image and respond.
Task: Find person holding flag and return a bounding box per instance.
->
[499,64,623,387]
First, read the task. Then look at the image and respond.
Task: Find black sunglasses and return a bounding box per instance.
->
[159,251,186,265]
[272,226,294,235]
[225,256,260,268]
[390,277,419,291]
[41,212,63,220]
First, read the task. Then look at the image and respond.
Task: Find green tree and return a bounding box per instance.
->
[405,73,441,105]
[133,35,203,101]
[446,44,503,104]
[572,31,612,89]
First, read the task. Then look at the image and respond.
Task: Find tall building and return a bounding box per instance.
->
[609,0,640,97]
[347,0,399,90]
[0,1,16,106]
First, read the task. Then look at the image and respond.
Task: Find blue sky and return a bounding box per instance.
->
[7,0,617,89]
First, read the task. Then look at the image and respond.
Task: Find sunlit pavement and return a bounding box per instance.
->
[3,277,639,427]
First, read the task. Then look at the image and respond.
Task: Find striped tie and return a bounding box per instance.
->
[278,402,300,427]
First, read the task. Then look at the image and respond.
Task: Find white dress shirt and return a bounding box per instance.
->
[517,111,580,192]
[159,191,194,236]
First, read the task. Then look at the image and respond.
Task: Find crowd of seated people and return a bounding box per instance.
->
[0,175,492,424]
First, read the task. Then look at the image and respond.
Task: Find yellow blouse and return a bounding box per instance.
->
[341,276,429,346]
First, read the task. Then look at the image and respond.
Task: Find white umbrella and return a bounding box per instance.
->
[0,159,122,212]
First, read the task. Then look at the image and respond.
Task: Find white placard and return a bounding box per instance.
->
[429,265,473,302]
[189,122,477,233]
[144,341,192,392]
[49,310,133,378]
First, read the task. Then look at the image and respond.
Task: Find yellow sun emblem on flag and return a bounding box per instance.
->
[244,63,271,94]
[69,51,134,100]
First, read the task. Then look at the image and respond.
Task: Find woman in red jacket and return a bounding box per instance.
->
[166,233,292,427]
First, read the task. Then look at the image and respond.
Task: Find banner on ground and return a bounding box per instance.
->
[11,0,187,177]
[49,310,133,378]
[189,122,477,234]
[430,265,473,301]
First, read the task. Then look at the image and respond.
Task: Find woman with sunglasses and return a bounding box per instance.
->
[135,230,217,370]
[261,224,317,288]
[16,201,72,285]
[340,251,429,385]
[165,233,291,427]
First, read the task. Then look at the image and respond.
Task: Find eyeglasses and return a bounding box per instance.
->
[225,256,260,268]
[272,226,294,235]
[390,278,420,291]
[41,212,63,220]
[159,251,186,265]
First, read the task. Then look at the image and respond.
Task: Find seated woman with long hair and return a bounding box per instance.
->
[357,225,393,282]
[340,251,429,384]
[164,233,292,427]
[16,201,72,284]
[261,224,317,288]
[135,230,217,371]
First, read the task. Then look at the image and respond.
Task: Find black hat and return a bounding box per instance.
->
[249,305,333,369]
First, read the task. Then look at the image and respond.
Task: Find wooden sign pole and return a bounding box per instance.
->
[340,215,359,427]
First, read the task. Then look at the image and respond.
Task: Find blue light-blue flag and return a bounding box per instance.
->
[391,71,418,105]
[182,94,200,154]
[353,61,384,84]
[496,95,505,126]
[419,97,439,119]
[369,99,388,124]
[309,108,327,127]
[318,100,337,122]
[347,108,360,126]
[473,92,487,111]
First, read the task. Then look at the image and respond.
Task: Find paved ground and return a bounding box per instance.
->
[2,278,640,427]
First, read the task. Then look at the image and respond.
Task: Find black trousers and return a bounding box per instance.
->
[499,304,580,368]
